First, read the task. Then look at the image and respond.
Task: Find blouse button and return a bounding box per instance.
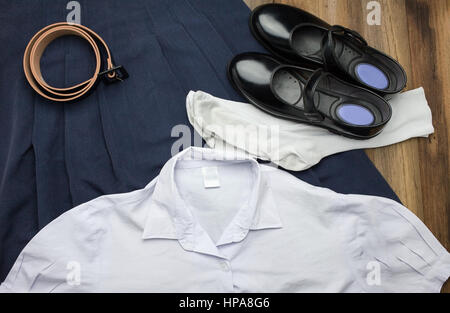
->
[220,261,230,271]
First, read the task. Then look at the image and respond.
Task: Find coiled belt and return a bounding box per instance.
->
[23,22,128,102]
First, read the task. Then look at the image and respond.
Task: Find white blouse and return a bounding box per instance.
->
[1,147,448,292]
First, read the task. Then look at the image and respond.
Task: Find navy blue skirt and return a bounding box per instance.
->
[0,0,399,281]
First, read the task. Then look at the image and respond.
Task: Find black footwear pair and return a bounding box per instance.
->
[228,4,407,139]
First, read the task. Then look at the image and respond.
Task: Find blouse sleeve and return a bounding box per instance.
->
[336,194,450,293]
[0,204,105,293]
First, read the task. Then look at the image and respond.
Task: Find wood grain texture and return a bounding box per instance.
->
[244,0,450,292]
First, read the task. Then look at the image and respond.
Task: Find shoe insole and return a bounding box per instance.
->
[291,26,390,91]
[355,63,388,90]
[272,68,376,126]
[337,104,375,126]
[272,69,303,107]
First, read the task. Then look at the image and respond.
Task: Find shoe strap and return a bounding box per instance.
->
[303,68,326,122]
[322,25,368,72]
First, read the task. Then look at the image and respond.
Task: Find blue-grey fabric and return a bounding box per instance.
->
[0,0,399,281]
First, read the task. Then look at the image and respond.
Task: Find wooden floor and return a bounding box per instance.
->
[244,0,450,292]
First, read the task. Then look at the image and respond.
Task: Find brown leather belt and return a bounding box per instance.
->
[23,22,128,102]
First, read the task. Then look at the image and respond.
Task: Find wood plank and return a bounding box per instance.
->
[405,0,450,293]
[243,0,450,292]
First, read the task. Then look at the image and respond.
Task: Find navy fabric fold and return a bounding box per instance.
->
[0,0,399,281]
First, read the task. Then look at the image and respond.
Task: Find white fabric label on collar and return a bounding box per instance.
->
[201,167,220,189]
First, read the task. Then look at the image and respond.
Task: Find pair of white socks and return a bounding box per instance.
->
[186,88,433,171]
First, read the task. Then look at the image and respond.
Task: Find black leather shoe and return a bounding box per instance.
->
[250,3,407,95]
[228,53,392,139]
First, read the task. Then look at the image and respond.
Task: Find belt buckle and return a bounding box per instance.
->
[98,65,129,84]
